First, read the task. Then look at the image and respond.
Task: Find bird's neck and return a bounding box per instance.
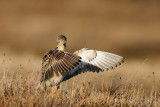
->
[57,43,66,51]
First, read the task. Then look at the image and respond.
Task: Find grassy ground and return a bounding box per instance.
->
[0,53,159,106]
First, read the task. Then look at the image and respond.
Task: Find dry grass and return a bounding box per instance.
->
[0,53,160,106]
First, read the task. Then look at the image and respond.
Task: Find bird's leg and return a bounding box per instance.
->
[55,86,61,100]
[47,86,50,95]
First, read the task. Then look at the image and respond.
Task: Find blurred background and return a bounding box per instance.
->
[0,0,160,58]
[0,0,160,91]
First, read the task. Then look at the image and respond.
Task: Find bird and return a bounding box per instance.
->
[37,35,124,99]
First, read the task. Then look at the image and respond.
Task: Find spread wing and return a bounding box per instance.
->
[74,48,124,71]
[63,48,124,81]
[41,49,81,82]
[65,48,123,78]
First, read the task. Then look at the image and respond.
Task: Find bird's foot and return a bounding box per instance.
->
[55,86,61,101]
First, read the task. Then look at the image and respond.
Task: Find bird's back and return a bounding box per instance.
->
[41,48,81,86]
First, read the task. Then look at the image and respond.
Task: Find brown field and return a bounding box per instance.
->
[0,0,160,106]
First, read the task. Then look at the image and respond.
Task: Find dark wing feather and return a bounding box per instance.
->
[41,49,81,82]
[62,62,102,82]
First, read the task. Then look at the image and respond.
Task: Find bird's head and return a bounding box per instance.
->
[57,35,67,45]
[56,35,67,51]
